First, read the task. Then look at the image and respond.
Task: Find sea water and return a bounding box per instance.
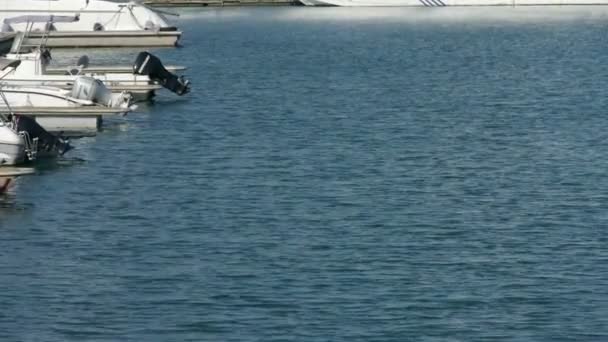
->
[1,7,608,341]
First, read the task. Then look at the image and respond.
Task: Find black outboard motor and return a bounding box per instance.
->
[133,52,190,96]
[13,115,72,159]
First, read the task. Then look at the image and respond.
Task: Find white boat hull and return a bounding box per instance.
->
[23,30,181,48]
[300,0,608,6]
[0,87,93,108]
[0,142,25,166]
[4,77,160,100]
[0,83,133,136]
[31,115,102,137]
[46,64,186,75]
[2,51,180,100]
[0,126,25,166]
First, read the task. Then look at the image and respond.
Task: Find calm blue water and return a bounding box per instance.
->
[2,7,608,341]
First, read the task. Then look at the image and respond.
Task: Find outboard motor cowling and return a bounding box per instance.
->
[76,55,89,69]
[71,76,132,108]
[67,55,89,76]
[133,51,190,96]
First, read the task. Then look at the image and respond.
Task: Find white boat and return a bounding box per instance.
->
[2,49,190,100]
[2,82,134,135]
[299,0,608,6]
[0,119,30,165]
[0,75,134,111]
[0,1,181,47]
[2,78,135,135]
[2,15,189,99]
[0,83,131,110]
[0,56,133,108]
[0,104,71,166]
[0,59,136,135]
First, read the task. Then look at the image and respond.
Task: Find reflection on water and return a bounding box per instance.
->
[32,156,87,172]
[0,190,33,213]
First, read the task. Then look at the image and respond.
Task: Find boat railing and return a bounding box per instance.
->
[19,131,38,161]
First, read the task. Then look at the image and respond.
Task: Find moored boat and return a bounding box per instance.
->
[300,0,608,6]
[0,59,136,135]
[0,1,181,47]
[1,15,190,100]
[2,49,161,100]
[0,110,71,166]
[0,78,136,136]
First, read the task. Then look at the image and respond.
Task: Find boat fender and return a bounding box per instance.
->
[45,23,56,32]
[132,51,190,96]
[93,23,104,31]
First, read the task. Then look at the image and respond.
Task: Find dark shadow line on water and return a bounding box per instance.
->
[141,95,194,107]
[0,156,88,213]
[32,157,87,173]
[0,193,34,212]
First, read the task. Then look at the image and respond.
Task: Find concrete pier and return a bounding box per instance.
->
[144,0,300,6]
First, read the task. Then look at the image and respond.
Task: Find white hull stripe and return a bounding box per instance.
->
[419,0,446,6]
[138,55,150,74]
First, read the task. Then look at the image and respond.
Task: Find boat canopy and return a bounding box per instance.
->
[3,15,79,25]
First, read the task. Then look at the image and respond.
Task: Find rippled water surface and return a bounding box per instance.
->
[2,7,608,341]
